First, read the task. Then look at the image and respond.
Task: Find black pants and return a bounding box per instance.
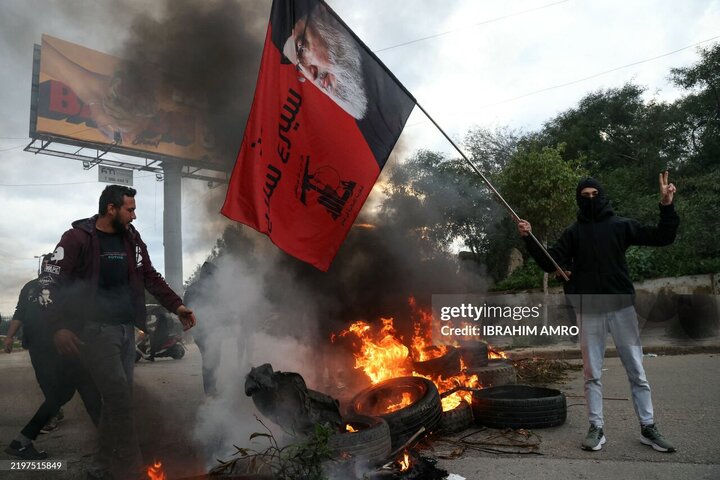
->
[21,344,101,440]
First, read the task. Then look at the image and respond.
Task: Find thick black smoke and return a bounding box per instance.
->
[205,142,489,345]
[119,0,269,168]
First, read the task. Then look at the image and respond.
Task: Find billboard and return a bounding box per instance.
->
[32,34,225,170]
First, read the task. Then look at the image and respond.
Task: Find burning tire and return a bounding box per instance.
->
[413,346,461,378]
[350,377,442,450]
[472,384,567,429]
[328,415,391,467]
[467,360,516,387]
[439,399,473,435]
[458,341,489,369]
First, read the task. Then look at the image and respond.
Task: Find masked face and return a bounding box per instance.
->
[576,180,609,220]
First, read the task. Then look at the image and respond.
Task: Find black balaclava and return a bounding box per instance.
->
[576,177,611,221]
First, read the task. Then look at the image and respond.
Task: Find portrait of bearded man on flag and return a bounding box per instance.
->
[282,1,368,120]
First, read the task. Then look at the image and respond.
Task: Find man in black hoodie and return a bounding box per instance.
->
[517,172,678,453]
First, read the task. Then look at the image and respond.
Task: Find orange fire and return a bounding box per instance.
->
[399,450,411,472]
[440,392,462,411]
[488,348,508,359]
[409,297,448,361]
[146,460,166,480]
[346,424,358,433]
[386,392,414,413]
[338,301,491,413]
[339,318,412,384]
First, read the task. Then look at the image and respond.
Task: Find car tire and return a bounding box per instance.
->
[328,415,392,467]
[413,346,461,378]
[350,377,442,450]
[170,344,185,359]
[439,399,473,434]
[472,384,567,429]
[466,360,517,387]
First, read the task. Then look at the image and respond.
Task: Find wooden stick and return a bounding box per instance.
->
[387,426,426,459]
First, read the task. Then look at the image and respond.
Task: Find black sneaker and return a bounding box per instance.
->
[40,416,59,434]
[641,424,676,452]
[581,424,606,451]
[4,440,48,460]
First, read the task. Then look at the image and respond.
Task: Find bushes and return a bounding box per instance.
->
[491,261,546,291]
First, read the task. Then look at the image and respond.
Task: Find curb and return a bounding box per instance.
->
[506,344,720,361]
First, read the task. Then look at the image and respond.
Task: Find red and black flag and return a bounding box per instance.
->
[221,0,415,270]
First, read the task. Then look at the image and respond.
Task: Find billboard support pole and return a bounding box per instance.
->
[162,161,184,294]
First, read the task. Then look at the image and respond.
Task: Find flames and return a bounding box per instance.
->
[409,297,448,362]
[346,424,358,433]
[337,299,492,413]
[399,450,411,472]
[338,318,412,384]
[489,348,508,359]
[386,391,414,413]
[146,461,166,480]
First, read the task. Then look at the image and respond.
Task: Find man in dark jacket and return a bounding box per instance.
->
[4,255,101,460]
[43,185,197,479]
[517,172,678,453]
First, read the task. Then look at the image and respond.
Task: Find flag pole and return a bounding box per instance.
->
[322,1,568,280]
[413,103,570,282]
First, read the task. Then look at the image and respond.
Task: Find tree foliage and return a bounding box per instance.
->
[499,144,585,242]
[670,43,720,171]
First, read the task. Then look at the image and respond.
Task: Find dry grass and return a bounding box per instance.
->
[512,358,582,385]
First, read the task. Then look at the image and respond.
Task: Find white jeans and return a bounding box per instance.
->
[579,306,654,427]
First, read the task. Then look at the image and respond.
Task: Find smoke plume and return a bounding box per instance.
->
[119,0,269,168]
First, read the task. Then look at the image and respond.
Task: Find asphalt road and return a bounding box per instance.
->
[1,345,718,479]
[434,353,720,480]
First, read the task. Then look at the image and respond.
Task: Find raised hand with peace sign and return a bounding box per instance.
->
[659,170,677,206]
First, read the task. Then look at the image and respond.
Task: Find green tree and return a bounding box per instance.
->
[670,43,720,172]
[500,144,584,241]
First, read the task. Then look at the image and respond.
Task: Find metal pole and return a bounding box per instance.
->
[162,161,184,293]
[414,103,569,282]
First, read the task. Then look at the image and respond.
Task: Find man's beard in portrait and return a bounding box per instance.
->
[312,12,368,120]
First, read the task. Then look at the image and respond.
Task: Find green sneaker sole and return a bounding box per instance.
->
[640,436,675,452]
[582,435,606,451]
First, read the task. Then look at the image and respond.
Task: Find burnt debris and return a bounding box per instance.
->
[245,363,343,436]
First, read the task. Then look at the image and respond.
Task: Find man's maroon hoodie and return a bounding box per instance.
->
[42,215,183,333]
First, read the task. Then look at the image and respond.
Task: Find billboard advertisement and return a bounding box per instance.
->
[33,34,225,169]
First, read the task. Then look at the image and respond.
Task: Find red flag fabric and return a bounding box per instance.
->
[221,0,415,271]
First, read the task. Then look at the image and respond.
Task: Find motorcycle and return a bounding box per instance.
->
[135,308,186,362]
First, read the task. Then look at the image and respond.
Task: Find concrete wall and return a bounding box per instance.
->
[634,273,718,295]
[486,274,720,343]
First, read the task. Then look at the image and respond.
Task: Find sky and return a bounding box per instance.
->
[0,0,718,315]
